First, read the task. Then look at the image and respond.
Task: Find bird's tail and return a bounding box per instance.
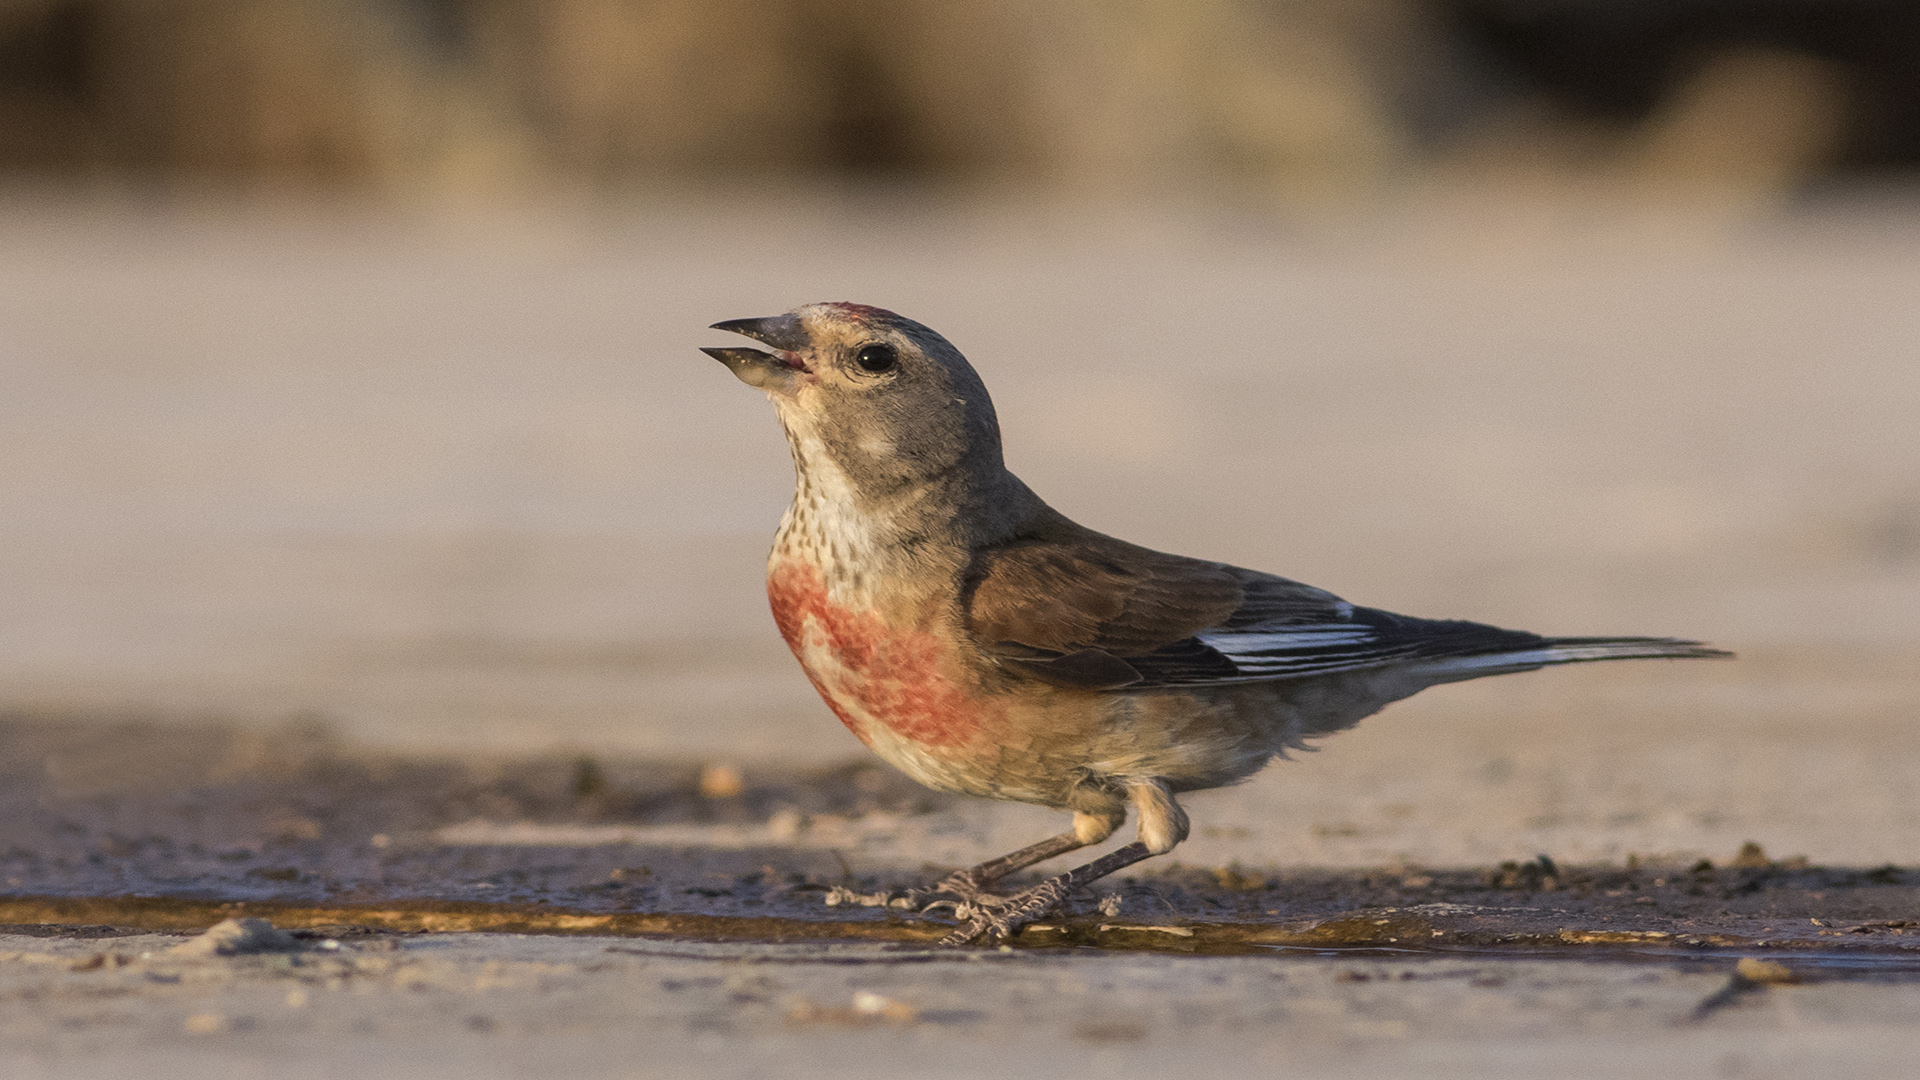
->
[1409,636,1732,685]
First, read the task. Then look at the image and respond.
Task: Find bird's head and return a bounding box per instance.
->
[703,302,1005,498]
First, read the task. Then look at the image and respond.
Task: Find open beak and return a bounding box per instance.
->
[703,315,811,390]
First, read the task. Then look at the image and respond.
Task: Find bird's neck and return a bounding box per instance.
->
[772,445,884,604]
[770,427,1038,612]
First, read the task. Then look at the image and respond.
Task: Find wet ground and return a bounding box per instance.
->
[6,714,1920,1080]
[6,715,1920,958]
[26,703,1920,1080]
[4,193,1920,1075]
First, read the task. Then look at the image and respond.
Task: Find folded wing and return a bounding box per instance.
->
[964,513,1723,690]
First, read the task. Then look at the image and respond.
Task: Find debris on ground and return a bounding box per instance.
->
[167,917,306,957]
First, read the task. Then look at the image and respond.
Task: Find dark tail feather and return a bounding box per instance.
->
[1410,636,1732,684]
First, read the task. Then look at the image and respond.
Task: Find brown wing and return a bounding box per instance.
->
[964,511,1608,693]
[962,513,1246,689]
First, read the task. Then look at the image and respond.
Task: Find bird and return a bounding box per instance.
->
[701,302,1729,946]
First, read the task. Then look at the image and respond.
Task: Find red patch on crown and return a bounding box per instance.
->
[822,301,895,323]
[766,562,983,750]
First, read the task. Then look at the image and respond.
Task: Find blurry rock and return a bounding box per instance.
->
[1689,955,1799,1021]
[84,0,525,188]
[786,990,916,1026]
[571,756,607,800]
[1491,854,1559,891]
[767,807,804,841]
[1628,45,1852,205]
[1212,863,1268,890]
[699,761,744,799]
[851,990,917,1022]
[269,816,323,843]
[1734,957,1795,984]
[1730,841,1771,870]
[467,0,1424,200]
[169,917,303,957]
[1074,1018,1149,1042]
[471,0,827,178]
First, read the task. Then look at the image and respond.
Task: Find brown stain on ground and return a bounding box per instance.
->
[5,895,1916,959]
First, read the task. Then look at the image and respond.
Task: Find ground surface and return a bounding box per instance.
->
[5,715,1920,1078]
[10,930,1920,1080]
[2,192,1919,1076]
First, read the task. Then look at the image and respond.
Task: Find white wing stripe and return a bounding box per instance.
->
[1198,627,1375,654]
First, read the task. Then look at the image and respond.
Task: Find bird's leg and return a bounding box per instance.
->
[922,830,1083,902]
[941,779,1187,946]
[823,832,1081,911]
[825,809,1122,912]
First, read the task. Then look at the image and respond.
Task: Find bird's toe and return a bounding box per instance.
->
[936,877,1073,946]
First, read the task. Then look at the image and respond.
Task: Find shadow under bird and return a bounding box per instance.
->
[702,302,1729,945]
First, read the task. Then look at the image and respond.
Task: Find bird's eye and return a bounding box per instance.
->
[854,343,898,373]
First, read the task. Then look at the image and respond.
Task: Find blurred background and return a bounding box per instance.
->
[2,0,1918,201]
[2,0,1918,867]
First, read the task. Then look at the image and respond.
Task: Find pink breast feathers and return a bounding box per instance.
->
[766,562,984,750]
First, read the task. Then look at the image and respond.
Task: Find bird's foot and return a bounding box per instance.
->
[938,876,1073,947]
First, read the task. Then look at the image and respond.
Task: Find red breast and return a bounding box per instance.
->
[766,561,987,750]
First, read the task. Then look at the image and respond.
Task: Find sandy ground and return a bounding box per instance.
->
[2,191,1919,1075]
[8,930,1920,1080]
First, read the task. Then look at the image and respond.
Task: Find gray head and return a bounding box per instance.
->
[703,303,1008,504]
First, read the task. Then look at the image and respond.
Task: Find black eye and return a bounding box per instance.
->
[854,342,897,373]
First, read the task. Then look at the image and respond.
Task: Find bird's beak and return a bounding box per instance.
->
[703,315,812,390]
[711,314,809,351]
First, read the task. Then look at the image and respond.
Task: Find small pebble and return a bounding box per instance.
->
[699,763,744,799]
[851,991,916,1021]
[1736,958,1795,984]
[183,1014,227,1034]
[169,918,303,958]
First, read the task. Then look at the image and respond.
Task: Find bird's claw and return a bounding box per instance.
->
[938,877,1072,946]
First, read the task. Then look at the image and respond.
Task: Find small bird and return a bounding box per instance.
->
[702,302,1728,945]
